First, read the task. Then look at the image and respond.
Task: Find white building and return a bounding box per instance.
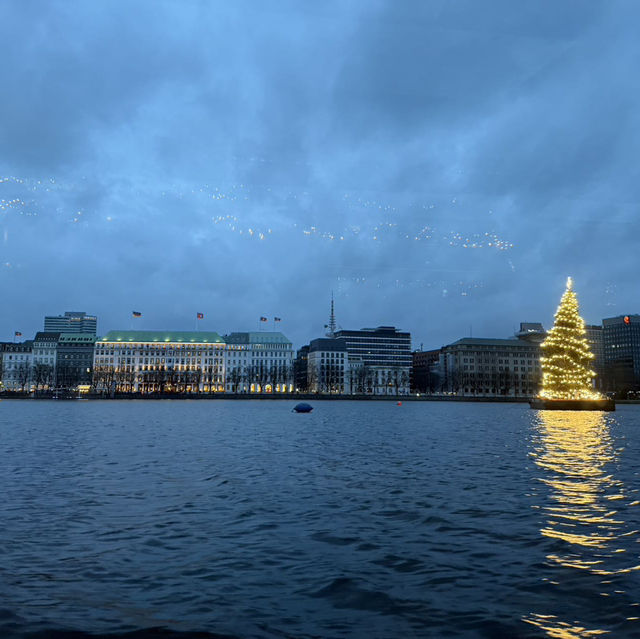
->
[93,330,226,394]
[334,326,412,395]
[307,338,349,394]
[224,332,294,393]
[1,342,33,391]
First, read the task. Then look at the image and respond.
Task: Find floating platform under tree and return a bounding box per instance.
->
[529,398,615,411]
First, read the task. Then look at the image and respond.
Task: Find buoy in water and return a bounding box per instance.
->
[397,401,402,406]
[293,402,313,413]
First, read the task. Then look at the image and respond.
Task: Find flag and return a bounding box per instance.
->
[260,316,267,322]
[132,311,142,318]
[274,317,281,322]
[15,331,22,337]
[197,312,204,319]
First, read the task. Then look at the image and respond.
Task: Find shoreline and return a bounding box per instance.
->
[2,393,637,404]
[0,392,533,403]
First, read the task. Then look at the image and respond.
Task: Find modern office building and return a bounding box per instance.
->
[293,345,310,392]
[411,349,441,393]
[438,335,541,397]
[585,324,605,391]
[44,311,97,335]
[56,334,96,389]
[224,332,294,393]
[334,326,411,394]
[93,330,225,394]
[307,338,349,394]
[602,314,640,392]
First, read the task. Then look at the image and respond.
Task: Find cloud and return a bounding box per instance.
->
[1,1,639,349]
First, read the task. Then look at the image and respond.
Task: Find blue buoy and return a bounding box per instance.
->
[293,402,313,413]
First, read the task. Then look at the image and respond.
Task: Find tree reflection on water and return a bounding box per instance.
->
[524,411,640,638]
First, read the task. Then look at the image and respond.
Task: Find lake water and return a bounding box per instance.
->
[1,400,639,638]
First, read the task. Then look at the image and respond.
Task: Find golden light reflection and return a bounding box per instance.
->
[523,411,640,638]
[533,411,626,562]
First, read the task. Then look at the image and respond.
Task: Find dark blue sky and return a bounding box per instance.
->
[1,1,638,349]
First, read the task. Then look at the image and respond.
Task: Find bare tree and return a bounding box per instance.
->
[33,363,54,391]
[16,362,32,392]
[399,370,409,395]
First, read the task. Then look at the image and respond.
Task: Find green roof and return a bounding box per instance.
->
[224,331,292,345]
[99,330,224,344]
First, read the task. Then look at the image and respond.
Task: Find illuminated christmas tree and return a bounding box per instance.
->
[538,277,601,400]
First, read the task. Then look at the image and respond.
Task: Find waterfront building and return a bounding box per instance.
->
[334,326,411,395]
[307,338,349,394]
[294,345,309,392]
[93,331,225,394]
[32,332,61,390]
[56,333,96,389]
[438,335,541,397]
[1,341,33,391]
[602,314,640,393]
[585,324,605,391]
[44,311,97,335]
[411,349,441,393]
[224,332,294,393]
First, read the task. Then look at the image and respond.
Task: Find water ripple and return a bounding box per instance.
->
[1,400,639,638]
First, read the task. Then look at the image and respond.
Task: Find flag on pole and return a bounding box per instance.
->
[197,312,204,320]
[274,317,281,322]
[14,331,22,337]
[132,311,142,318]
[260,316,267,322]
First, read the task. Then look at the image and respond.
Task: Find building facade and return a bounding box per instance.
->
[93,331,226,394]
[1,342,33,391]
[44,311,97,335]
[411,349,441,393]
[56,333,96,389]
[293,345,309,392]
[32,332,60,390]
[224,332,294,393]
[585,324,605,391]
[602,314,640,393]
[334,326,411,395]
[307,338,349,393]
[438,337,541,397]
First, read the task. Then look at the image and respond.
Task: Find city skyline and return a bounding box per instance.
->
[3,300,639,352]
[2,2,640,351]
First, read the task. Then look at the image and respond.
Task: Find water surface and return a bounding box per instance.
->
[1,400,639,638]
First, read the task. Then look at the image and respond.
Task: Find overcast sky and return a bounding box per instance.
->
[1,0,638,350]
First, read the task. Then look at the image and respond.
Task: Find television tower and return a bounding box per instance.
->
[326,292,337,337]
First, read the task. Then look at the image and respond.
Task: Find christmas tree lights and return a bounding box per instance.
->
[538,277,601,401]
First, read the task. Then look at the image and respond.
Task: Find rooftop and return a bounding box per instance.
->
[34,332,62,341]
[309,338,347,352]
[447,337,538,348]
[59,333,97,343]
[99,330,224,344]
[224,331,291,345]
